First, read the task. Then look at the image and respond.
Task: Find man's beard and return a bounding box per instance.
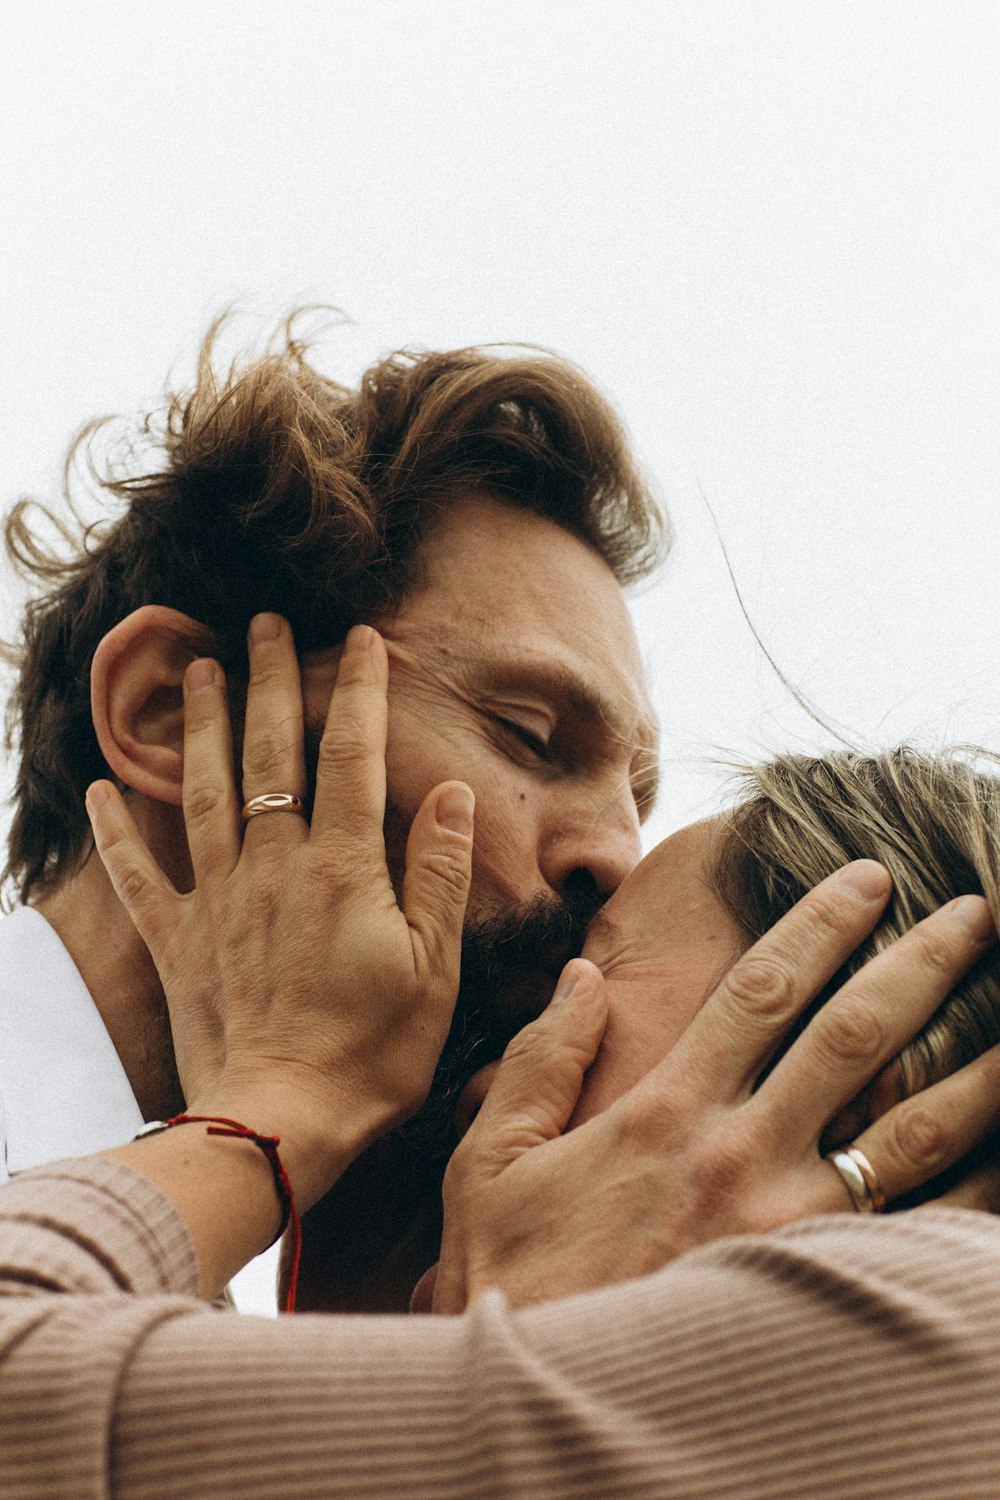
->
[393,877,605,1165]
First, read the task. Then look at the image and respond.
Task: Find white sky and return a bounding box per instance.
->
[2,0,999,1310]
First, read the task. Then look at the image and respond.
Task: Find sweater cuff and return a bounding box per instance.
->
[0,1155,199,1298]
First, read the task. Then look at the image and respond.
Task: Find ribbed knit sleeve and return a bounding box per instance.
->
[3,1157,1000,1499]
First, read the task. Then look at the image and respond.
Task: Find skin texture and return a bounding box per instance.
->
[572,818,746,1124]
[427,848,1000,1313]
[289,498,659,1309]
[452,817,747,1135]
[40,495,655,1309]
[300,496,658,1026]
[40,496,655,1127]
[79,597,1000,1316]
[569,817,907,1136]
[88,625,478,1298]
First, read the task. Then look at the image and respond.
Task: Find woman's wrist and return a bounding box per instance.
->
[184,1074,390,1214]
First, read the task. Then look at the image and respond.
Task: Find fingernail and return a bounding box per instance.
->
[344,624,376,655]
[186,658,217,693]
[436,784,474,837]
[249,613,281,644]
[552,960,585,1004]
[85,780,111,810]
[947,895,996,943]
[841,860,891,901]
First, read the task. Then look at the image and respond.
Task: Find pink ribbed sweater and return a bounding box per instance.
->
[3,1156,1000,1498]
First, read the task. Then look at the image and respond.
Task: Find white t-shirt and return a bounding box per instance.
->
[0,906,143,1182]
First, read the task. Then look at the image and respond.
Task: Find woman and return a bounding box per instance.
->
[429,748,1000,1310]
[565,747,1000,1136]
[3,632,1000,1499]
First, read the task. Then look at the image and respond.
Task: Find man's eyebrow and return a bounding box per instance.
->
[468,654,661,816]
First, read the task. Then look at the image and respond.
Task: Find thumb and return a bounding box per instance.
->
[463,959,608,1169]
[401,781,475,993]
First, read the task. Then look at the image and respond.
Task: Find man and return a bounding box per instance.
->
[1,317,660,1183]
[0,315,982,1297]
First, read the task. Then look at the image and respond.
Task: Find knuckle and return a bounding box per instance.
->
[114,862,152,913]
[886,1102,949,1174]
[629,1104,755,1216]
[694,1130,756,1208]
[243,728,298,782]
[304,850,357,900]
[815,997,885,1064]
[624,1085,694,1153]
[722,955,797,1024]
[496,1016,577,1090]
[416,847,472,902]
[184,777,226,826]
[318,726,373,771]
[248,650,288,689]
[799,886,866,945]
[907,925,957,977]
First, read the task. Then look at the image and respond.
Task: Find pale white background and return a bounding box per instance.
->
[2,1,999,1312]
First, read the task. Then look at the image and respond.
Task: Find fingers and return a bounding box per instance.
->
[457,961,608,1167]
[401,781,475,1006]
[240,613,307,836]
[666,861,892,1102]
[848,1034,1000,1205]
[309,625,390,862]
[760,896,996,1152]
[181,658,241,884]
[85,779,177,953]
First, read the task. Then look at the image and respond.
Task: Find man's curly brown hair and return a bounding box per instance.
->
[3,313,667,904]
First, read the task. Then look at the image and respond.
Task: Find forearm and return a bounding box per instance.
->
[104,1084,366,1300]
[6,1158,1000,1500]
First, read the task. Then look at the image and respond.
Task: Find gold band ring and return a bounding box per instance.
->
[825,1146,887,1213]
[241,793,307,822]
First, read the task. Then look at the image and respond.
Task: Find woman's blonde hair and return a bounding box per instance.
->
[712,747,1000,1094]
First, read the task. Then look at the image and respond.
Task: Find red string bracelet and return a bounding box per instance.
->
[135,1112,301,1314]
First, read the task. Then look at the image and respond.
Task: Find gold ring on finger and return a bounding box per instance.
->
[824,1145,887,1213]
[241,793,307,822]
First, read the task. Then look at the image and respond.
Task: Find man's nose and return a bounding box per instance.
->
[539,802,642,899]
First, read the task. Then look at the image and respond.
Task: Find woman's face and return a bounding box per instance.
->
[570,817,749,1125]
[455,818,750,1134]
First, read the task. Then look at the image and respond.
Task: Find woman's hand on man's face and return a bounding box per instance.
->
[86,614,475,1211]
[431,865,1000,1312]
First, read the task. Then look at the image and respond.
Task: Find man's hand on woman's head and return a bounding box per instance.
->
[87,613,475,1213]
[430,867,1000,1312]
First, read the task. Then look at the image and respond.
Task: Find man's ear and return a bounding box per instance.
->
[91,606,217,806]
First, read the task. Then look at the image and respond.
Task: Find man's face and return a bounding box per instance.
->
[300,495,658,1126]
